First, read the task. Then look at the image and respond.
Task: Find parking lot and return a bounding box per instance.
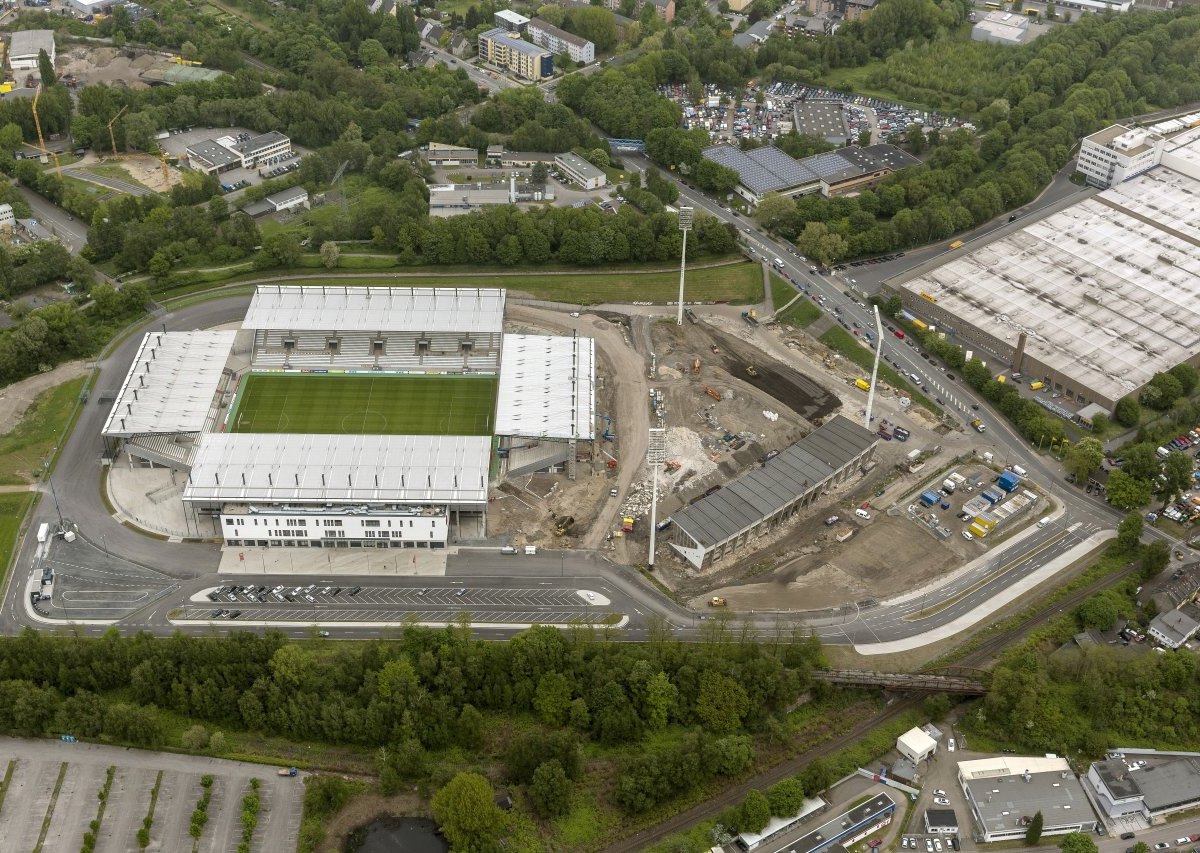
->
[0,738,303,853]
[179,583,613,625]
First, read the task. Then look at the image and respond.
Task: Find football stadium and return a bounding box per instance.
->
[101,285,595,548]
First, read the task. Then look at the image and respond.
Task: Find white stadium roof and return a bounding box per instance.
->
[102,331,236,438]
[242,285,506,333]
[495,334,595,440]
[183,433,491,505]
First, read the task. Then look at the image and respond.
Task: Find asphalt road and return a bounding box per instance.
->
[13,183,90,253]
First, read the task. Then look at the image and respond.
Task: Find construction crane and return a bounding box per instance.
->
[30,84,59,171]
[158,150,169,188]
[106,105,127,157]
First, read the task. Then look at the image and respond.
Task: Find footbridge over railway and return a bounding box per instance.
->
[812,668,989,695]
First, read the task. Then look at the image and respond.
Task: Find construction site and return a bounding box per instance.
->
[482,291,1051,617]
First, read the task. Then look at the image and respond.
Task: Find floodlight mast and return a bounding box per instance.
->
[675,206,694,325]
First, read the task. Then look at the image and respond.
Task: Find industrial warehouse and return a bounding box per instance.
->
[890,121,1200,412]
[101,286,595,547]
[668,415,878,569]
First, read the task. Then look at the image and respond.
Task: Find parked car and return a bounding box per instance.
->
[934,797,951,806]
[948,738,956,752]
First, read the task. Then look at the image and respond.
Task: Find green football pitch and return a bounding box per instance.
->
[230,374,498,435]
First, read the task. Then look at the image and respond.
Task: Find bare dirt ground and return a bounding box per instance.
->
[58,46,156,89]
[0,361,89,437]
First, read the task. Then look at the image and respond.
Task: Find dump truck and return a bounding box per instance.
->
[970,418,987,433]
[691,358,701,375]
[855,378,870,391]
[741,310,758,326]
[621,517,635,532]
[277,767,298,777]
[709,596,727,607]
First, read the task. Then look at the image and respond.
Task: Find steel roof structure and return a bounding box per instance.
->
[183,433,491,505]
[495,334,595,440]
[899,163,1200,405]
[102,330,236,438]
[242,285,506,333]
[671,415,877,548]
[702,144,818,197]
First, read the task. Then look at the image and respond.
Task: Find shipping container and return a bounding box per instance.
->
[920,490,940,506]
[997,471,1021,492]
[982,487,1004,504]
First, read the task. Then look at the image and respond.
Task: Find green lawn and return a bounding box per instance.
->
[230,374,499,435]
[0,377,88,485]
[819,327,940,414]
[0,494,37,587]
[770,273,821,327]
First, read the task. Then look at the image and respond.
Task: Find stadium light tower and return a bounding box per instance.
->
[675,206,694,325]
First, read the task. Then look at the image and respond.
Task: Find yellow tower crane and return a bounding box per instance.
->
[158,151,170,188]
[106,105,128,157]
[30,84,60,171]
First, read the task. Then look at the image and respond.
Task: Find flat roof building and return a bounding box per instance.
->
[892,146,1200,410]
[670,415,878,569]
[1086,754,1200,822]
[1077,124,1166,188]
[554,152,606,190]
[734,796,827,851]
[924,809,958,835]
[242,186,310,218]
[735,793,894,853]
[494,9,530,30]
[423,142,479,167]
[478,27,553,81]
[793,100,850,145]
[897,727,938,764]
[958,756,1098,842]
[9,30,55,72]
[971,10,1029,45]
[526,17,594,63]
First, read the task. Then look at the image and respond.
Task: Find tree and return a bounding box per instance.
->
[739,790,772,834]
[755,193,797,232]
[456,704,484,751]
[766,778,806,817]
[1075,596,1117,631]
[529,759,571,818]
[38,49,56,88]
[857,129,872,147]
[1114,397,1141,428]
[531,161,548,185]
[148,252,172,284]
[1139,539,1170,580]
[696,673,750,735]
[1121,445,1162,482]
[796,221,847,267]
[181,724,210,751]
[1105,469,1152,510]
[320,241,341,269]
[1169,364,1197,396]
[1058,832,1098,853]
[534,672,573,726]
[1162,451,1193,506]
[588,148,610,169]
[1025,810,1043,845]
[358,38,389,67]
[256,233,301,270]
[208,731,227,753]
[431,772,508,853]
[1064,437,1104,481]
[1116,512,1144,551]
[180,40,198,60]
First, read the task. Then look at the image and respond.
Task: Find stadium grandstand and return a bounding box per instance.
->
[100,330,238,470]
[96,284,598,549]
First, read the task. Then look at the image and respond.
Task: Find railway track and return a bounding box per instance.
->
[600,562,1137,852]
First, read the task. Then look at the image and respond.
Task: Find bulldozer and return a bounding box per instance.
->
[704,386,722,401]
[709,596,727,607]
[745,365,759,378]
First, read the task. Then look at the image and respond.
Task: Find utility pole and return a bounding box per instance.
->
[47,473,65,531]
[675,206,694,325]
[864,304,883,429]
[647,427,666,568]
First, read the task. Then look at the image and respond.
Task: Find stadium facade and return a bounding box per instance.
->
[101,285,595,549]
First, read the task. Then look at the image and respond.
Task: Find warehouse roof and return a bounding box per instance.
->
[960,756,1092,833]
[186,139,239,168]
[1129,757,1200,813]
[102,331,236,438]
[495,9,530,25]
[555,152,605,182]
[184,433,491,505]
[793,101,847,140]
[234,130,289,155]
[670,415,877,548]
[702,144,818,196]
[899,163,1200,405]
[495,334,595,440]
[242,285,506,333]
[9,29,54,60]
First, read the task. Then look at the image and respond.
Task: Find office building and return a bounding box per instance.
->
[526,18,594,63]
[958,756,1098,842]
[478,27,553,80]
[554,152,606,189]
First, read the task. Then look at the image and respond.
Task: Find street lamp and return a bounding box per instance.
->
[675,206,694,325]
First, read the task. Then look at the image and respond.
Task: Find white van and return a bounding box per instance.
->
[910,372,921,382]
[1011,465,1027,477]
[524,545,537,555]
[855,508,872,520]
[1037,517,1050,528]
[772,257,785,270]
